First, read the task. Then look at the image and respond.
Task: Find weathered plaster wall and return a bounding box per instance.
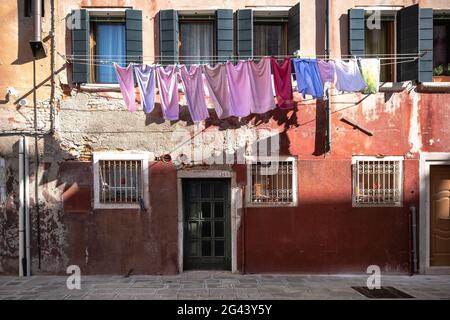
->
[1,0,450,275]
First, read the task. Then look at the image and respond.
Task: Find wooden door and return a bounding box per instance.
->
[430,165,450,266]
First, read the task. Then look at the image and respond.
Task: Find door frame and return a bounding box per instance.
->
[177,169,240,273]
[419,152,450,274]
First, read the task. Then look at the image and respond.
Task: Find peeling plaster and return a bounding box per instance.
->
[408,89,422,153]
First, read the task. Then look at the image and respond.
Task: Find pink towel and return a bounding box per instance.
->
[202,64,232,119]
[248,58,276,114]
[179,65,209,122]
[114,63,136,112]
[156,65,179,121]
[226,61,253,117]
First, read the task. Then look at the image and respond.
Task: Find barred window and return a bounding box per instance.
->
[99,160,142,204]
[353,157,403,207]
[247,158,297,206]
[93,153,149,209]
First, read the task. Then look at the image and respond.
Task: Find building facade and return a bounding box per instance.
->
[0,0,450,275]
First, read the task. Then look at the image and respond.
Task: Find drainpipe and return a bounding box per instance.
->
[29,0,47,59]
[19,136,30,276]
[409,206,418,275]
[324,0,331,153]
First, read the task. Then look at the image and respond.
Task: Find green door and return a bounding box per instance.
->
[183,179,231,270]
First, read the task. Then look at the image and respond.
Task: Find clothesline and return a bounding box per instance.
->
[66,52,425,58]
[66,58,418,68]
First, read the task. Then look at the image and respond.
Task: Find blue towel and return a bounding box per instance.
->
[293,59,324,99]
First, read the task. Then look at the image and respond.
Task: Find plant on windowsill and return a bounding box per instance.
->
[432,64,450,82]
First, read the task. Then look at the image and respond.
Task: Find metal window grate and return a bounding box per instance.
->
[354,159,402,206]
[250,161,293,204]
[99,160,142,204]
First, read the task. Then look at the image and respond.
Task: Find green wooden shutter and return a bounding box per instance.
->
[348,8,365,57]
[288,3,300,55]
[216,9,233,63]
[71,9,89,84]
[237,9,253,59]
[159,9,179,65]
[418,8,433,82]
[397,5,433,82]
[126,9,143,65]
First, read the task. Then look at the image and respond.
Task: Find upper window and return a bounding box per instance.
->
[247,157,297,206]
[352,156,403,207]
[179,17,215,65]
[433,12,450,76]
[90,17,126,83]
[253,19,288,56]
[364,13,395,82]
[93,153,149,209]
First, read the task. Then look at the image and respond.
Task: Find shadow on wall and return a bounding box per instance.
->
[12,0,36,65]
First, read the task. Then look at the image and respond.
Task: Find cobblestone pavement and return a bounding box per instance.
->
[0,272,449,300]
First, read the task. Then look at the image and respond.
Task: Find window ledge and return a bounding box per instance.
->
[79,84,121,92]
[417,82,450,93]
[378,81,412,92]
[245,202,298,208]
[94,204,141,210]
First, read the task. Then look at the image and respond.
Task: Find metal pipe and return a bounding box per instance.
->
[33,0,42,42]
[324,0,331,153]
[19,137,25,277]
[410,206,418,275]
[19,136,30,276]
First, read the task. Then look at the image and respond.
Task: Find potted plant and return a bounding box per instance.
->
[433,63,450,82]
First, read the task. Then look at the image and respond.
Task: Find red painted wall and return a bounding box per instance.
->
[60,161,178,275]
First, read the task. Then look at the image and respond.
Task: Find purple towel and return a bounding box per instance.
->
[179,65,209,123]
[134,64,156,113]
[226,61,253,117]
[334,59,367,92]
[202,64,232,119]
[248,58,276,114]
[114,63,136,112]
[317,60,336,84]
[156,65,179,121]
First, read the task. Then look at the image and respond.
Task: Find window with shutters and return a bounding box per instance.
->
[179,14,215,65]
[352,156,403,207]
[433,12,450,75]
[89,17,126,83]
[93,153,149,209]
[246,156,298,207]
[253,18,288,56]
[364,12,396,82]
[236,5,299,58]
[71,9,142,84]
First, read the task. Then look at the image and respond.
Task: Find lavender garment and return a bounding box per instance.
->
[334,59,367,92]
[156,65,179,121]
[179,65,209,122]
[317,60,336,84]
[114,63,136,112]
[248,58,276,114]
[225,61,253,117]
[134,64,156,113]
[202,64,232,119]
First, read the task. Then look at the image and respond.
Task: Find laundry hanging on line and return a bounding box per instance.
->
[112,55,383,121]
[179,65,210,122]
[114,63,136,112]
[134,64,156,113]
[156,65,179,121]
[293,58,324,99]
